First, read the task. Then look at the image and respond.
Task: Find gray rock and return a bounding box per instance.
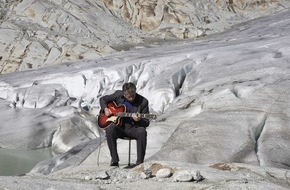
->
[173,170,193,182]
[140,169,153,179]
[195,170,204,183]
[94,171,109,180]
[156,168,172,178]
[84,175,92,181]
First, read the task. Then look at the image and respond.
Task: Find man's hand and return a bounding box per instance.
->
[132,113,141,122]
[104,108,112,116]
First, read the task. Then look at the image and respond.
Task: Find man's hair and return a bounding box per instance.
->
[122,82,136,94]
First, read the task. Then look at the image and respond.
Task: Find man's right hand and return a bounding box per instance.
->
[104,108,112,116]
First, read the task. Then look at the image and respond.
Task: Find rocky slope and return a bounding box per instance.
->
[1,0,290,74]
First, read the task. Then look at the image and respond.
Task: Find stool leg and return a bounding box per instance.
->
[128,139,131,166]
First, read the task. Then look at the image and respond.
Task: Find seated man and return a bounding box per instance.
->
[99,82,150,167]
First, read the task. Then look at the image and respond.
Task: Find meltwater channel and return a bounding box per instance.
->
[0,147,52,176]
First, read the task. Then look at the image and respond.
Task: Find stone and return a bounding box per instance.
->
[84,175,92,180]
[195,170,205,183]
[94,171,109,180]
[173,170,193,182]
[156,168,172,178]
[140,169,153,179]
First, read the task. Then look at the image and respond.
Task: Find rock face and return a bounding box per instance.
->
[0,0,146,74]
[1,0,290,74]
[105,0,289,36]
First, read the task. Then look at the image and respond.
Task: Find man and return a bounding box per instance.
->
[99,82,150,167]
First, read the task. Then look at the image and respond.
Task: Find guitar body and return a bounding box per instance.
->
[98,101,127,129]
[98,101,157,130]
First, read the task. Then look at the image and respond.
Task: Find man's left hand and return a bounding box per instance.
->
[132,113,141,122]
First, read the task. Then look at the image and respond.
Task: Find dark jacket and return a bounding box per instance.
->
[99,90,150,127]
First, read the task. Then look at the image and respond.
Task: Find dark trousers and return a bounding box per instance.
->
[105,123,147,164]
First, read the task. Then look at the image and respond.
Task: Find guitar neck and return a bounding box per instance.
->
[116,112,156,119]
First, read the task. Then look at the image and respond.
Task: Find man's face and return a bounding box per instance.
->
[123,91,136,102]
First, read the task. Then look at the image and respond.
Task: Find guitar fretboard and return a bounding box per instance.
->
[116,112,156,119]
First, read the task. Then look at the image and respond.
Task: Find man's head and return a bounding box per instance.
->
[122,82,136,102]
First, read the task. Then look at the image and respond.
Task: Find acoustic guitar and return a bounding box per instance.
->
[98,101,157,129]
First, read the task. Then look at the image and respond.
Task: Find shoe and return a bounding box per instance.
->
[135,162,143,167]
[110,162,119,167]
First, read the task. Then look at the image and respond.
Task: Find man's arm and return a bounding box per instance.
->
[137,99,150,128]
[99,90,123,112]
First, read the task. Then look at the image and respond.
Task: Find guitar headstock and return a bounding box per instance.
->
[146,114,157,120]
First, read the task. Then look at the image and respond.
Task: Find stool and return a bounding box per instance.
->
[121,137,132,166]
